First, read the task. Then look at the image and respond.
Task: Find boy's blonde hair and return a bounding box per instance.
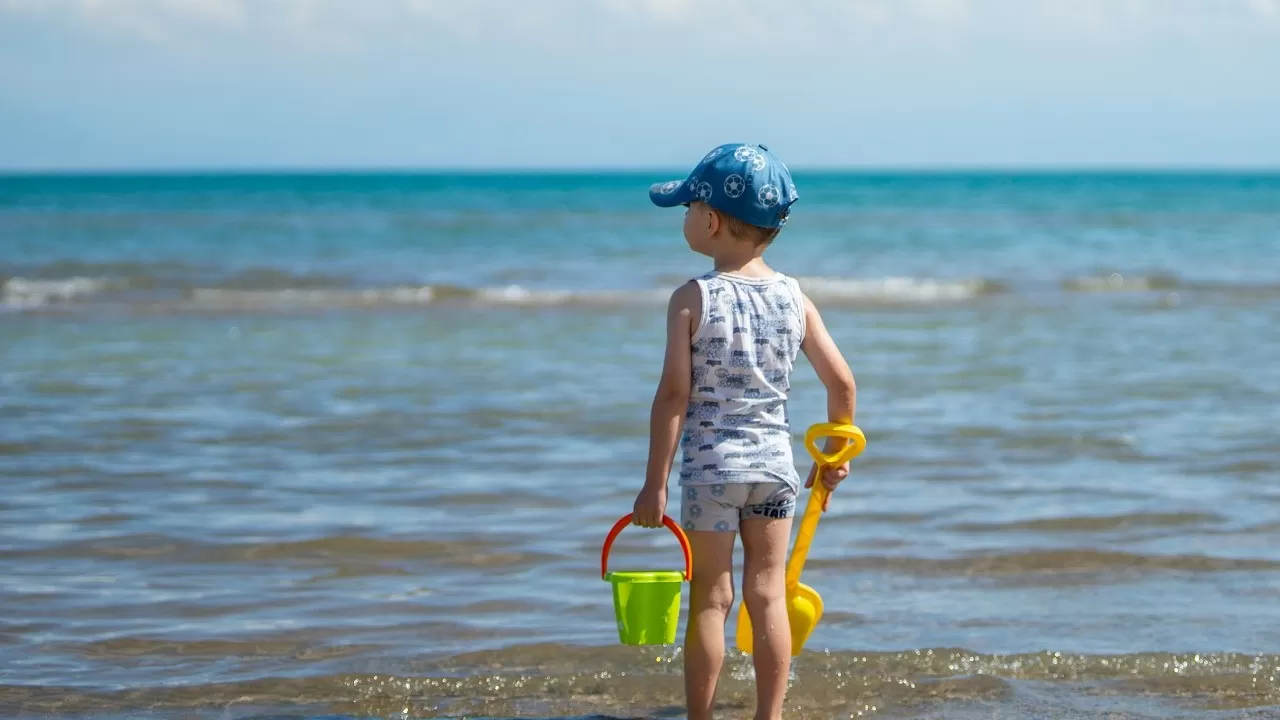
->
[721,211,781,246]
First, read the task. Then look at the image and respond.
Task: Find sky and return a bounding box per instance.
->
[1,0,1278,170]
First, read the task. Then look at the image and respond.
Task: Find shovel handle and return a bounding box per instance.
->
[804,423,867,468]
[601,514,693,581]
[785,423,867,589]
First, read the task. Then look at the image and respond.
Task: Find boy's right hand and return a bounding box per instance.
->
[632,486,668,528]
[804,462,849,512]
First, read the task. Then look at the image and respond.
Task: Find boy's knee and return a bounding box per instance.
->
[692,577,735,616]
[742,574,786,611]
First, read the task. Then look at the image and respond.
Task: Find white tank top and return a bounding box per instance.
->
[679,271,807,489]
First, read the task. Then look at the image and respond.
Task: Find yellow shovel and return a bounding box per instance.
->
[735,422,867,657]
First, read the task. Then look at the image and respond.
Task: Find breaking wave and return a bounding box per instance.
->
[3,263,1276,315]
[1,276,115,309]
[0,263,1004,314]
[798,276,1000,303]
[1062,272,1181,292]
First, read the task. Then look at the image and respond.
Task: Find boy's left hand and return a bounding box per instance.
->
[804,462,849,511]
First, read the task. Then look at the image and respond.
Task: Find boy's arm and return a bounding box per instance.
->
[633,282,698,528]
[799,293,857,501]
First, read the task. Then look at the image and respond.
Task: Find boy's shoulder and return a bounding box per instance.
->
[671,278,701,299]
[666,280,701,317]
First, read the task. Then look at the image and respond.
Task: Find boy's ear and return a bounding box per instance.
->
[706,208,722,237]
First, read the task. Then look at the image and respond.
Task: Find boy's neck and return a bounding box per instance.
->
[711,249,773,278]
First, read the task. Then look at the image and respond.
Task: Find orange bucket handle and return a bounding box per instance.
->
[600,514,693,581]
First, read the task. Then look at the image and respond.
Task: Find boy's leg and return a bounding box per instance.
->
[683,529,736,720]
[681,485,743,720]
[740,484,797,720]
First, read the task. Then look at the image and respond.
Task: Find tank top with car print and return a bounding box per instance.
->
[679,271,807,490]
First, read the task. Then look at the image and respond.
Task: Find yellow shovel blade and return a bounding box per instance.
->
[735,422,865,657]
[734,581,824,657]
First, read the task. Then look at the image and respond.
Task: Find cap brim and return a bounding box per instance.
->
[649,178,694,208]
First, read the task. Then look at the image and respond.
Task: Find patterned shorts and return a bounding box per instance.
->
[680,482,797,533]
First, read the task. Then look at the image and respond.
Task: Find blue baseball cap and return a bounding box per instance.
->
[649,143,799,229]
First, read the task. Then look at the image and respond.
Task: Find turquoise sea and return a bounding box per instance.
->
[2,171,1279,719]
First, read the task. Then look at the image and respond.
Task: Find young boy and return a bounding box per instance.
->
[631,143,858,720]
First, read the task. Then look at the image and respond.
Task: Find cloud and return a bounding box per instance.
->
[2,0,1274,54]
[1249,0,1279,16]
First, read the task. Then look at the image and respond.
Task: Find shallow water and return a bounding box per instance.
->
[2,172,1279,718]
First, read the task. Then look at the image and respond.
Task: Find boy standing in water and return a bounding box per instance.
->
[631,143,858,720]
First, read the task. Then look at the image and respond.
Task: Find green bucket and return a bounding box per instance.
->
[600,515,693,646]
[605,570,684,645]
